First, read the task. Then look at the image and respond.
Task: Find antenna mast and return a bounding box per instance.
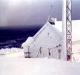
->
[62,0,72,61]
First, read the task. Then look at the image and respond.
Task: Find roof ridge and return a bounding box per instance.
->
[33,22,50,39]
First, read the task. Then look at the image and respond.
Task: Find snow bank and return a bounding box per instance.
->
[0,48,24,57]
[0,58,80,75]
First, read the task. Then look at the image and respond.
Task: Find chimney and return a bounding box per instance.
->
[48,17,56,25]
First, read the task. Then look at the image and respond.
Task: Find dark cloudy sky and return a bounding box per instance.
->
[0,0,80,28]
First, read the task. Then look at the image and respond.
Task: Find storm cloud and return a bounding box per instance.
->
[0,0,80,28]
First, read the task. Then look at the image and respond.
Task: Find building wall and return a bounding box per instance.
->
[27,23,63,59]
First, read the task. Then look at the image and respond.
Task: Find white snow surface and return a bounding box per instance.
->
[0,57,80,75]
[0,48,24,57]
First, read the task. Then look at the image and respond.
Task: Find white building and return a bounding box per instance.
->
[22,18,80,61]
[22,18,63,59]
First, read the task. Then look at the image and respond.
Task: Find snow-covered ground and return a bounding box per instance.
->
[0,48,24,57]
[0,48,79,75]
[0,57,80,75]
[0,20,80,75]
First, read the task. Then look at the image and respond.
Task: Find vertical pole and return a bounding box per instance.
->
[62,0,72,61]
[66,0,72,61]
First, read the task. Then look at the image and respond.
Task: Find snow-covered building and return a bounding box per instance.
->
[22,17,63,59]
[22,18,80,61]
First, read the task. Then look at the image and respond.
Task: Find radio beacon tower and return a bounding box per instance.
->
[62,0,72,61]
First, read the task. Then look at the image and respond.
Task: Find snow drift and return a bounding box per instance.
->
[0,58,80,75]
[0,48,24,57]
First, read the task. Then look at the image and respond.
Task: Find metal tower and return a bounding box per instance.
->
[62,0,72,61]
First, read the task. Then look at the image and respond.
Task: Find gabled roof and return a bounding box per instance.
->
[22,20,62,49]
[22,20,80,48]
[33,21,62,40]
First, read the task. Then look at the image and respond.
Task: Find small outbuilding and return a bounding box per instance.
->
[22,17,63,59]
